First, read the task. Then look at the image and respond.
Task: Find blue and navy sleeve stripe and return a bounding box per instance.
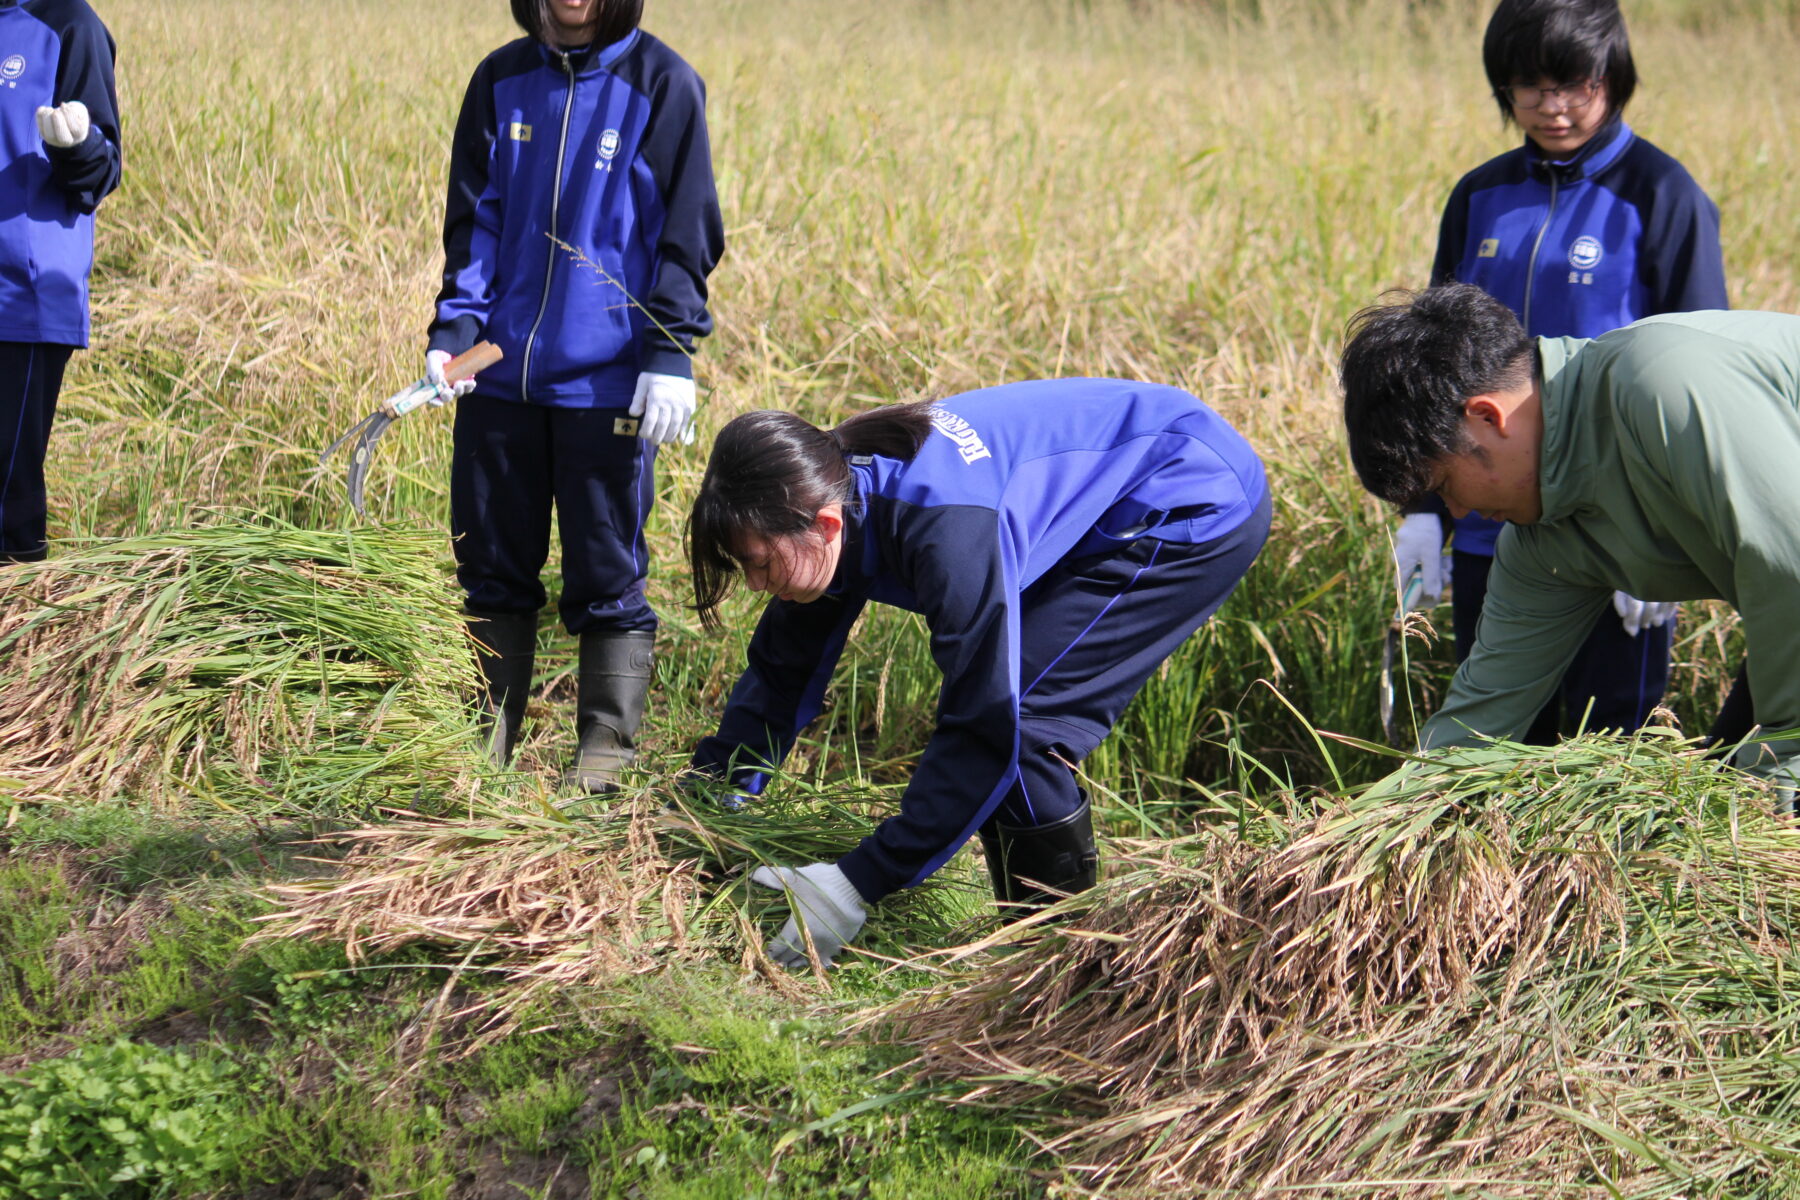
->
[37,0,121,213]
[613,40,723,378]
[837,503,1024,903]
[429,44,532,356]
[1621,147,1727,314]
[689,591,867,791]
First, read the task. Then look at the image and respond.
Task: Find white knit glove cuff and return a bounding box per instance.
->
[752,862,867,968]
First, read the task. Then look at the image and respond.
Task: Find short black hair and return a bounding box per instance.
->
[510,0,643,48]
[1483,0,1637,124]
[1339,284,1536,508]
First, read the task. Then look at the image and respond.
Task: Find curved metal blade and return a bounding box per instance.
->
[1380,626,1402,746]
[345,412,395,518]
[320,411,380,466]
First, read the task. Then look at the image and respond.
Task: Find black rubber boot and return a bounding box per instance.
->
[563,631,656,794]
[978,792,1100,916]
[1702,660,1756,757]
[467,611,537,767]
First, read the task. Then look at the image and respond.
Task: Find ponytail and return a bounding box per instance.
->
[686,401,937,628]
[830,399,936,460]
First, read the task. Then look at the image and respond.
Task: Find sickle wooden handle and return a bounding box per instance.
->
[444,341,504,383]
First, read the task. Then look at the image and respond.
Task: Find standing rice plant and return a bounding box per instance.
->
[56,0,1787,785]
[0,518,483,819]
[880,735,1800,1197]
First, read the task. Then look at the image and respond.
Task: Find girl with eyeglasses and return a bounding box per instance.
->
[1390,0,1731,745]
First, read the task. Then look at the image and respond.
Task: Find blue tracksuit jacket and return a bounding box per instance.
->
[428,29,723,408]
[0,0,121,346]
[691,379,1268,901]
[1430,118,1726,554]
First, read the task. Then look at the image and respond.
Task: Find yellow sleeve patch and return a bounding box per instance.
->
[1477,238,1500,258]
[509,122,532,142]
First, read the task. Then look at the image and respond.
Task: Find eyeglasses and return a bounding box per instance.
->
[1503,79,1601,110]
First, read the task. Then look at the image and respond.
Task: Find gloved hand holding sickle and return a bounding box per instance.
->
[320,342,504,517]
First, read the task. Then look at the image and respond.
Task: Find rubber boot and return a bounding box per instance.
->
[467,611,537,767]
[1702,660,1756,758]
[563,631,656,794]
[978,792,1100,917]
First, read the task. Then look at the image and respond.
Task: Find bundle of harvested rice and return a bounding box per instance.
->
[261,787,972,1008]
[0,519,483,817]
[882,736,1800,1198]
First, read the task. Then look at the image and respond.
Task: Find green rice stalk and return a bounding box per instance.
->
[0,517,483,819]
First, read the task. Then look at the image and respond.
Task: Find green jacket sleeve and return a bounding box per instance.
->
[1421,529,1612,749]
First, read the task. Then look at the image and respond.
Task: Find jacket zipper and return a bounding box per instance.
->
[520,51,580,403]
[1521,169,1561,335]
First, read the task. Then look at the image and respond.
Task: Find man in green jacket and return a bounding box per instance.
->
[1339,282,1799,791]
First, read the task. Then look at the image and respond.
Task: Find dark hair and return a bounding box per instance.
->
[687,401,936,628]
[1339,284,1536,507]
[511,0,642,47]
[1483,0,1636,123]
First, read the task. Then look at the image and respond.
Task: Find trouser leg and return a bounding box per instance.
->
[545,408,659,790]
[551,406,658,636]
[1703,660,1756,754]
[0,342,72,563]
[1451,549,1671,742]
[451,395,553,619]
[978,495,1272,909]
[1450,550,1490,664]
[1556,606,1674,733]
[452,397,554,762]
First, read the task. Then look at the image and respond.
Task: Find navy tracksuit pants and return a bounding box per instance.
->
[983,490,1272,832]
[1452,549,1672,741]
[450,395,658,635]
[0,342,73,563]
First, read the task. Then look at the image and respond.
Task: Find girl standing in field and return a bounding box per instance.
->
[429,0,724,789]
[1391,0,1726,742]
[684,381,1270,967]
[0,0,121,565]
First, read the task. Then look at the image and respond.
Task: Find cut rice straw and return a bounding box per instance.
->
[0,517,483,820]
[259,782,973,1018]
[878,734,1800,1198]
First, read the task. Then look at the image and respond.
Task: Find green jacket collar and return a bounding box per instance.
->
[1533,334,1594,526]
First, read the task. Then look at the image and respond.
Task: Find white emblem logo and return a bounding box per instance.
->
[597,129,620,160]
[928,407,992,466]
[1568,236,1603,271]
[0,55,25,81]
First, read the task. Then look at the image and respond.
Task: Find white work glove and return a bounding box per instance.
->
[1612,591,1677,638]
[629,371,696,445]
[35,100,90,149]
[1393,512,1448,608]
[425,349,477,407]
[751,862,866,969]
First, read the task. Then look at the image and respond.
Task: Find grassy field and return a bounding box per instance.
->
[4,0,1800,1194]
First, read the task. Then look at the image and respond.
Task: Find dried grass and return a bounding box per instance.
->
[263,799,725,995]
[881,736,1800,1197]
[258,786,973,1019]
